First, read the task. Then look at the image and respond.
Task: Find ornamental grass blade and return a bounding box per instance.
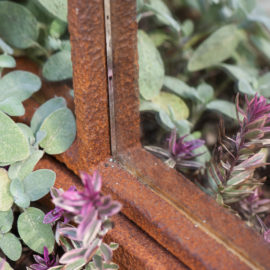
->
[226,170,252,186]
[233,152,266,171]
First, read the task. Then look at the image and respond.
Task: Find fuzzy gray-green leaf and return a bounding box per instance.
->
[0,55,15,68]
[8,150,44,181]
[23,169,56,201]
[18,207,55,254]
[0,209,13,234]
[10,178,30,208]
[138,30,164,100]
[31,97,66,134]
[39,107,76,154]
[42,50,72,81]
[0,71,41,102]
[0,111,30,163]
[0,169,13,211]
[206,100,237,120]
[37,0,67,22]
[0,1,38,49]
[188,25,243,71]
[0,233,22,261]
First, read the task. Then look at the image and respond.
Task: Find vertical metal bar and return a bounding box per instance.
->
[104,0,117,157]
[68,0,111,169]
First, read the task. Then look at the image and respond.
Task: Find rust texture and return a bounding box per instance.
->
[11,1,270,269]
[68,0,111,167]
[119,148,270,269]
[36,156,187,270]
[110,0,141,154]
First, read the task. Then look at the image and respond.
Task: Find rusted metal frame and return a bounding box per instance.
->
[35,156,188,270]
[68,0,111,168]
[17,59,270,269]
[16,0,270,269]
[108,0,270,270]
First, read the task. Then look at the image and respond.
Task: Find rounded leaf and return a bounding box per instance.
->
[0,111,30,163]
[0,209,13,234]
[0,169,13,211]
[0,1,38,49]
[37,0,67,22]
[0,55,16,68]
[188,25,243,71]
[0,71,41,102]
[151,92,189,120]
[138,30,164,100]
[0,233,22,261]
[10,178,30,208]
[39,107,76,154]
[8,150,44,181]
[31,97,66,134]
[42,50,72,81]
[23,169,56,201]
[18,207,55,254]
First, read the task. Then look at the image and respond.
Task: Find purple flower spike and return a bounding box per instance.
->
[145,129,205,170]
[53,171,122,244]
[44,186,76,224]
[30,247,58,270]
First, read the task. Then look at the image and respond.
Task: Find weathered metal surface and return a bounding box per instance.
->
[36,156,188,270]
[68,0,111,167]
[119,148,270,269]
[110,0,141,154]
[11,0,270,269]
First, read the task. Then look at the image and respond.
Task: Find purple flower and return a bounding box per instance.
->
[53,172,122,242]
[30,247,58,270]
[168,129,205,160]
[43,186,76,224]
[145,129,205,170]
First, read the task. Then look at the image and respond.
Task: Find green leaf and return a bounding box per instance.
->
[0,55,15,68]
[0,111,30,163]
[182,19,194,37]
[188,25,243,71]
[17,207,55,254]
[0,169,13,211]
[0,1,38,49]
[251,35,270,60]
[163,76,199,100]
[31,97,66,134]
[138,30,164,100]
[23,169,56,201]
[49,19,67,38]
[10,178,30,208]
[219,63,254,84]
[158,110,175,130]
[258,72,270,98]
[0,38,13,55]
[145,0,181,32]
[42,50,72,81]
[197,83,214,103]
[39,107,76,154]
[0,209,13,234]
[37,0,67,22]
[0,71,41,102]
[149,30,171,47]
[0,233,22,261]
[139,99,162,112]
[17,123,35,145]
[151,92,189,121]
[8,150,44,181]
[238,80,256,96]
[206,100,237,120]
[0,97,24,116]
